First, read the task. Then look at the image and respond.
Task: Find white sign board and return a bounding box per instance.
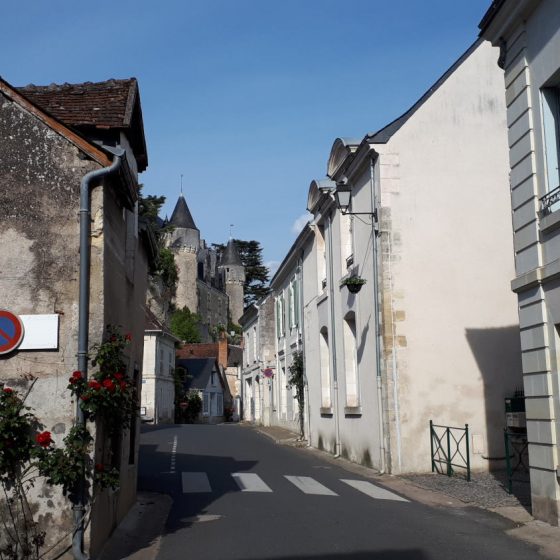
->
[19,314,59,350]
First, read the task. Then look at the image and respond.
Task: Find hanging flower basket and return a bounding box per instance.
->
[340,276,366,294]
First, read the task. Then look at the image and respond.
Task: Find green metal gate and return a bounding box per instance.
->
[430,421,471,481]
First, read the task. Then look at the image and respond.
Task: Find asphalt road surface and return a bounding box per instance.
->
[138,424,542,560]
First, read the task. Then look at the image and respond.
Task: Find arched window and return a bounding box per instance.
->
[320,327,331,408]
[343,312,359,407]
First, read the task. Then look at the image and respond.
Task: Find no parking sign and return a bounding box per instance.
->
[0,310,24,355]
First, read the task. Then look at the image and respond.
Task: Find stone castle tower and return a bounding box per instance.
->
[167,193,200,314]
[218,239,246,325]
[166,194,245,337]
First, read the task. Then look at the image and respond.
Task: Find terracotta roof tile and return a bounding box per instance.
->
[17,78,137,129]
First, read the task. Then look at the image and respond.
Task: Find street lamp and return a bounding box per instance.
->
[334,181,377,220]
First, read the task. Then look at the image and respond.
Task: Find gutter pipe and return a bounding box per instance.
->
[74,150,124,560]
[370,156,386,475]
[326,212,341,457]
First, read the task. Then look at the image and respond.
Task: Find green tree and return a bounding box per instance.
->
[138,186,178,296]
[213,239,270,307]
[170,306,202,343]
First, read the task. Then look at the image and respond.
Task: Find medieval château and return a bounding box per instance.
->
[166,193,245,340]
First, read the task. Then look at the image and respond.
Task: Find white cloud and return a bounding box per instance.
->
[265,260,281,278]
[291,212,311,235]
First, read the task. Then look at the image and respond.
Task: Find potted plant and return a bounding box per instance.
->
[340,275,367,294]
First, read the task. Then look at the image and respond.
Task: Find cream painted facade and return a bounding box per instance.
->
[142,331,177,424]
[480,0,560,526]
[240,297,276,425]
[302,40,522,474]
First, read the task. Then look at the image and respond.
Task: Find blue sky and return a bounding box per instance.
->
[1,0,493,275]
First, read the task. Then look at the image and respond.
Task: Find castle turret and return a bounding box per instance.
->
[218,239,245,325]
[166,194,200,313]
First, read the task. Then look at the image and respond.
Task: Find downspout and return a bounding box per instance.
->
[326,212,341,457]
[369,156,386,475]
[296,251,310,442]
[74,150,124,560]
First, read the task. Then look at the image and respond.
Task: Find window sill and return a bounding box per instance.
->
[320,407,333,416]
[344,406,362,417]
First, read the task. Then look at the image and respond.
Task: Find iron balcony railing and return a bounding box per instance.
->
[540,184,560,216]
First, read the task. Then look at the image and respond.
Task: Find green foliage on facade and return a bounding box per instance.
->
[288,350,305,438]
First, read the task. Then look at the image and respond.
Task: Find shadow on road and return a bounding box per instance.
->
[249,552,429,560]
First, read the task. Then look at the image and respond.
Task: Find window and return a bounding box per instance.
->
[343,312,359,407]
[319,327,331,408]
[316,224,326,292]
[288,283,294,329]
[253,326,257,361]
[276,297,285,338]
[203,392,209,415]
[543,87,560,194]
[340,213,354,273]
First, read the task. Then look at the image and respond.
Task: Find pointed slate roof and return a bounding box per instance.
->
[220,239,243,267]
[169,194,198,230]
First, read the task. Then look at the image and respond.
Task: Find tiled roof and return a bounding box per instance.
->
[16,78,148,172]
[17,78,138,129]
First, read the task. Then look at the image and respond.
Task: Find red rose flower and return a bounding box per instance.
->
[3,387,13,394]
[125,333,132,341]
[88,380,101,391]
[80,395,90,401]
[69,371,83,384]
[36,431,53,448]
[102,379,115,393]
[114,373,124,380]
[119,381,127,391]
[95,463,105,472]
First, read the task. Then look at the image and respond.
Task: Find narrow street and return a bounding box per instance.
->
[138,424,541,560]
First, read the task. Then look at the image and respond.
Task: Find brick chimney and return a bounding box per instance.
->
[218,331,228,369]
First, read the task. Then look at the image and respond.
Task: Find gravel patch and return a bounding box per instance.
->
[404,471,531,510]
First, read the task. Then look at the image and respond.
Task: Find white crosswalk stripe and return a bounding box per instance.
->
[180,471,410,502]
[284,475,338,496]
[182,472,212,493]
[232,472,273,492]
[341,479,409,502]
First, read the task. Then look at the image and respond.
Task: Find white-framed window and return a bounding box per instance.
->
[340,212,354,272]
[343,312,359,407]
[543,86,560,196]
[202,392,209,415]
[319,327,331,408]
[276,296,285,338]
[316,224,326,293]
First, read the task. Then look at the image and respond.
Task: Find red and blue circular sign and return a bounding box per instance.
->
[0,310,24,355]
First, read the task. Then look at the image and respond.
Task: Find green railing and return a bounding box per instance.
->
[430,421,471,481]
[504,429,529,494]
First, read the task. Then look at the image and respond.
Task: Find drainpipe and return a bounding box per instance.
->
[74,150,124,560]
[370,156,386,475]
[326,212,342,457]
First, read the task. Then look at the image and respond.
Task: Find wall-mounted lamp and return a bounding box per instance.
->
[335,182,377,220]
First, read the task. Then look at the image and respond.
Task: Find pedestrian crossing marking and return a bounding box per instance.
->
[232,473,273,493]
[179,471,411,502]
[284,475,338,496]
[182,472,212,493]
[341,479,409,502]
